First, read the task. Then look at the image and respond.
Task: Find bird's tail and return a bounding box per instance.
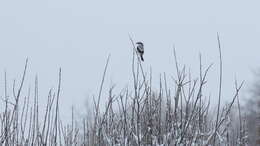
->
[140,55,144,61]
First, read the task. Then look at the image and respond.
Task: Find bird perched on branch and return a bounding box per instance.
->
[136,42,144,61]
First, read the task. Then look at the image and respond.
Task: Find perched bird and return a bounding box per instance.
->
[136,42,144,61]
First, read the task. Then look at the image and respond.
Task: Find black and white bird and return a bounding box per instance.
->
[136,42,144,61]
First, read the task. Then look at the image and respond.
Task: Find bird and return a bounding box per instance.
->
[136,42,144,61]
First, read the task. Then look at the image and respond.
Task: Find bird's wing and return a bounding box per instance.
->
[137,45,144,53]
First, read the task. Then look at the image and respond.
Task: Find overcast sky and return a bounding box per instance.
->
[0,0,260,119]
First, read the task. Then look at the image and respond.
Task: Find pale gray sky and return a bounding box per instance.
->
[0,0,259,119]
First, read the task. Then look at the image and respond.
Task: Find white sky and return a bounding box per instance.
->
[0,0,259,120]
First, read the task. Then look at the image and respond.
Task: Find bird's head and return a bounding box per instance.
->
[136,42,143,46]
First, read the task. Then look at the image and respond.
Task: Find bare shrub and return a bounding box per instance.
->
[0,36,246,145]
